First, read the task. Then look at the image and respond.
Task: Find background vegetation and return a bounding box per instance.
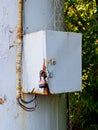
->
[64,0,98,129]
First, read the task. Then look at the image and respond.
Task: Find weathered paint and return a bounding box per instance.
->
[0,0,67,130]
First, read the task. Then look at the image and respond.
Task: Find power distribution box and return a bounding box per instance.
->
[22,30,82,94]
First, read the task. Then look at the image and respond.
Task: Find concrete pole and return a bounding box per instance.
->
[0,0,67,130]
[23,0,67,129]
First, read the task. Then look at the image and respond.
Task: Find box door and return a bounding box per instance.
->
[46,30,82,93]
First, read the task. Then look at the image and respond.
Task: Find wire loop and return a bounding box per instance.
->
[17,95,37,112]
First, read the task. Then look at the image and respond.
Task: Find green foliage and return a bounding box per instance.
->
[64,0,98,129]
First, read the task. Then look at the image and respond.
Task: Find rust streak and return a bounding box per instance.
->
[0,98,4,104]
[16,0,23,98]
[43,58,46,71]
[32,88,50,95]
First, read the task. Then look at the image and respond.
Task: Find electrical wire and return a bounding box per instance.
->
[17,95,37,112]
[17,97,37,112]
[20,94,36,104]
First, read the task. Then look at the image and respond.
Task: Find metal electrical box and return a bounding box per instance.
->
[22,30,82,94]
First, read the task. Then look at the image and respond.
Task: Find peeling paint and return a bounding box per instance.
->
[16,0,23,98]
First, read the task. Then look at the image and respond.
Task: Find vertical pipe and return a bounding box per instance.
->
[16,0,23,99]
[16,0,37,112]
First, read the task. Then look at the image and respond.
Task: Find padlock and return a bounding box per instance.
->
[39,76,48,88]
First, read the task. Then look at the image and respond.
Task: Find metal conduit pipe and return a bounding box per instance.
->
[16,0,23,99]
[16,0,37,111]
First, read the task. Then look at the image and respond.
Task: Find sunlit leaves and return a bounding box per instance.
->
[64,0,98,129]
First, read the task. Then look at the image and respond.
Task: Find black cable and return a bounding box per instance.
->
[17,95,37,112]
[17,97,37,112]
[18,101,37,112]
[18,102,36,112]
[20,95,36,104]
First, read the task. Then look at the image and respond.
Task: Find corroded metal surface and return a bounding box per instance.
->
[16,0,23,98]
[0,98,4,104]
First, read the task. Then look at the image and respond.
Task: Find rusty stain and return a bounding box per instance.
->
[0,98,4,104]
[43,87,50,94]
[16,0,50,97]
[33,88,50,95]
[21,58,50,95]
[43,58,46,71]
[43,58,50,95]
[22,86,50,95]
[16,0,23,98]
